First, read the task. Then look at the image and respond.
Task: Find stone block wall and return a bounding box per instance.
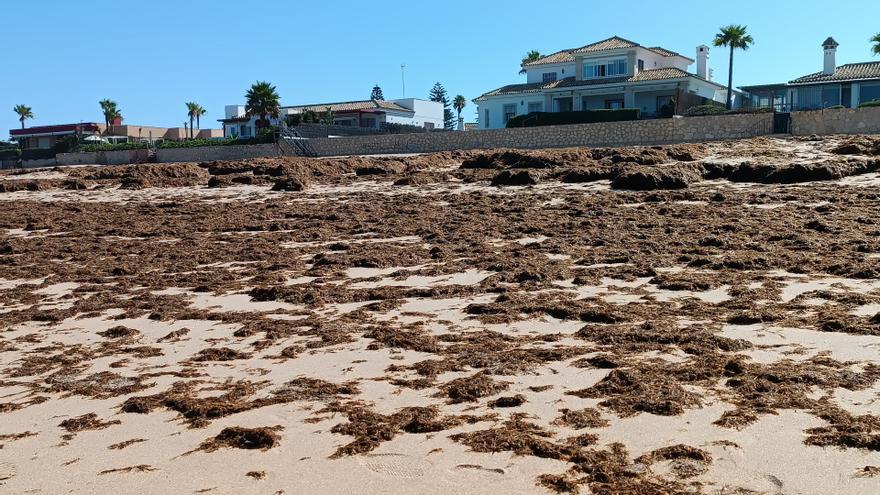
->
[307,113,773,157]
[791,107,880,135]
[155,143,279,163]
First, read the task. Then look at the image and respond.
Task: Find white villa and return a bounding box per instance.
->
[474,36,734,129]
[220,98,443,138]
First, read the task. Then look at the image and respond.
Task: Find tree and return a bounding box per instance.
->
[185,102,207,138]
[323,107,334,126]
[371,84,384,101]
[453,95,467,124]
[519,50,543,75]
[872,33,880,56]
[245,81,281,129]
[429,82,455,130]
[99,99,122,134]
[713,25,754,110]
[13,104,33,129]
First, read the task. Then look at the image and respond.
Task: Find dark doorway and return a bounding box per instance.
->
[773,112,791,134]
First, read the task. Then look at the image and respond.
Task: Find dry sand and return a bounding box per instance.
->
[1,135,880,494]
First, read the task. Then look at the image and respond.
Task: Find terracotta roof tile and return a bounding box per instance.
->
[476,68,699,100]
[524,37,693,68]
[788,62,880,85]
[284,100,413,113]
[571,36,640,54]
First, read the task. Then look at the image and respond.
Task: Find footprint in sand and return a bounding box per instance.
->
[357,453,432,479]
[0,461,16,482]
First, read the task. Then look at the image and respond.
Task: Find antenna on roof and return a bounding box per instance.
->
[401,64,407,98]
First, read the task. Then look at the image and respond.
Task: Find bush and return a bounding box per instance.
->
[506,109,640,128]
[684,104,727,117]
[21,148,57,161]
[858,100,880,108]
[81,142,149,152]
[826,105,846,110]
[684,105,773,117]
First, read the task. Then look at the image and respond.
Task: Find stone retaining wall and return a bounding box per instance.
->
[791,106,880,135]
[155,143,278,163]
[307,113,773,157]
[57,149,149,166]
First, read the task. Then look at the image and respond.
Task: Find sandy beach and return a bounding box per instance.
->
[1,135,879,494]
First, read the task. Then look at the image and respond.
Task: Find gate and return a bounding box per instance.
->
[773,112,791,134]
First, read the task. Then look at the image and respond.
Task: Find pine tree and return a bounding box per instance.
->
[371,84,384,101]
[429,82,455,130]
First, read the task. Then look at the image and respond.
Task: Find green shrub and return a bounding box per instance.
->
[21,148,57,161]
[826,105,846,110]
[858,100,880,108]
[506,109,640,128]
[684,104,727,117]
[80,142,149,152]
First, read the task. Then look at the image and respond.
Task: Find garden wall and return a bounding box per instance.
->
[305,113,773,156]
[57,149,149,166]
[155,143,278,163]
[791,106,880,135]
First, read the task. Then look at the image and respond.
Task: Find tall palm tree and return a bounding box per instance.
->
[14,104,33,129]
[99,99,121,134]
[185,102,206,139]
[195,105,206,130]
[453,95,467,123]
[872,33,880,56]
[245,81,281,129]
[519,50,543,75]
[714,25,755,110]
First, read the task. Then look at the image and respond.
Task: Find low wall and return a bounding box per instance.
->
[57,149,149,166]
[155,143,278,163]
[307,113,774,157]
[21,158,57,168]
[791,106,880,135]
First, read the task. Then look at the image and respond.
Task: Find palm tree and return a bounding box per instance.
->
[519,50,543,75]
[99,99,121,134]
[13,104,33,129]
[245,81,281,129]
[185,102,206,139]
[872,33,880,56]
[714,25,754,110]
[453,95,467,124]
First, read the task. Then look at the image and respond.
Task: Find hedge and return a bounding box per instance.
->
[859,100,880,108]
[21,148,57,161]
[506,109,640,128]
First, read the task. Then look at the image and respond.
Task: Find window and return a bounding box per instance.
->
[239,125,251,137]
[542,72,557,83]
[360,118,377,128]
[605,99,624,110]
[860,83,880,105]
[637,59,645,71]
[527,102,543,113]
[424,122,435,130]
[484,109,490,128]
[584,58,627,79]
[503,104,517,123]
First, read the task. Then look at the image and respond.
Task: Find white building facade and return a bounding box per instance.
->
[220,99,443,138]
[475,37,733,129]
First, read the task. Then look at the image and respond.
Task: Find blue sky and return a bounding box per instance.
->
[3,0,879,136]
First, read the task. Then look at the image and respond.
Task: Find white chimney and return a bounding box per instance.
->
[696,45,710,80]
[822,37,839,75]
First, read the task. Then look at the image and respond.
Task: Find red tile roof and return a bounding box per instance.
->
[475,68,700,100]
[284,100,413,113]
[788,62,880,85]
[523,36,694,68]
